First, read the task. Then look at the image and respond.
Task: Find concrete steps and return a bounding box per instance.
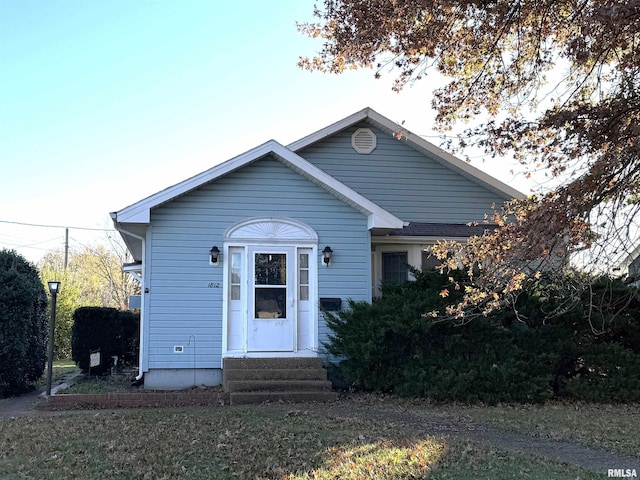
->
[223,357,337,405]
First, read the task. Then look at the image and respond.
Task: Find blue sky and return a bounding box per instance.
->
[0,0,531,263]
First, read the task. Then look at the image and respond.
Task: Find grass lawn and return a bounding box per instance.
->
[431,401,640,458]
[0,407,602,480]
[60,374,137,394]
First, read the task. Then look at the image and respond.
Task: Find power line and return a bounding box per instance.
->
[0,219,114,232]
[0,243,60,252]
[16,236,64,248]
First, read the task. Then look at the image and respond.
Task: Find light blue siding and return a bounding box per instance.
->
[146,156,369,370]
[297,123,512,223]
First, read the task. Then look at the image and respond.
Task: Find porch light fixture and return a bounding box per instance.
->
[322,246,333,267]
[46,281,61,396]
[210,245,221,265]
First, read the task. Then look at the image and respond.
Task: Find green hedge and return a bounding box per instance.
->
[0,250,48,396]
[71,307,139,374]
[325,269,640,403]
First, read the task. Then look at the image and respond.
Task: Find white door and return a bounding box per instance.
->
[247,246,295,352]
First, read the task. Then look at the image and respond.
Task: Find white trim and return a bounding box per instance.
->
[372,243,424,297]
[122,263,142,273]
[112,139,403,230]
[226,217,318,243]
[298,246,318,353]
[223,351,319,359]
[288,107,525,201]
[142,226,151,373]
[222,245,249,356]
[222,220,319,358]
[221,243,231,356]
[123,263,142,282]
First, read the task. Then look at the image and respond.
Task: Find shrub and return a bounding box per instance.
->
[326,269,554,403]
[325,268,640,403]
[513,273,640,401]
[0,250,48,396]
[563,342,640,402]
[398,320,556,403]
[325,269,459,393]
[71,307,139,374]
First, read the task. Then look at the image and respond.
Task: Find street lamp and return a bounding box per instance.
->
[46,281,61,396]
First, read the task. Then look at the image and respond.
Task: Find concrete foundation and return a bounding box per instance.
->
[144,368,222,390]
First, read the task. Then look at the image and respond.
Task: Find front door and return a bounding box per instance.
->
[247,246,295,351]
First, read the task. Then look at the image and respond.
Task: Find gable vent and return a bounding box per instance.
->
[351,128,377,154]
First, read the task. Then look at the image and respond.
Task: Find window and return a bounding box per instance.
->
[422,249,440,270]
[229,250,242,300]
[298,252,309,301]
[381,252,408,285]
[254,253,287,319]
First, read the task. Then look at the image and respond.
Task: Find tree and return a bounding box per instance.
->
[299,0,640,319]
[38,236,140,358]
[81,235,140,310]
[0,250,48,395]
[39,261,81,359]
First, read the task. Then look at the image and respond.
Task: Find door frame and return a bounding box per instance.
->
[221,218,319,358]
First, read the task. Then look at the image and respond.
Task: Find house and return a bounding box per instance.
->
[111,107,524,391]
[616,245,640,287]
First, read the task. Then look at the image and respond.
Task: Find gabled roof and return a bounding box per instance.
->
[111,139,404,230]
[287,107,525,201]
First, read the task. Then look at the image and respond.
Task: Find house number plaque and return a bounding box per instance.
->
[207,282,220,288]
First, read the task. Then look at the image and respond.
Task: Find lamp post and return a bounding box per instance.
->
[46,281,61,396]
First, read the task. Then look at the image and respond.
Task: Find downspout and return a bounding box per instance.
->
[110,213,147,382]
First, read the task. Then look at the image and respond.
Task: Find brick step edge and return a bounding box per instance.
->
[223,368,328,382]
[225,380,333,393]
[223,357,323,370]
[229,391,338,405]
[38,392,230,410]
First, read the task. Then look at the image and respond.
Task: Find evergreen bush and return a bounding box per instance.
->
[563,342,640,402]
[325,268,640,403]
[71,307,139,374]
[0,250,48,396]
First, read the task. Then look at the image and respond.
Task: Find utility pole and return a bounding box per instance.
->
[64,228,69,270]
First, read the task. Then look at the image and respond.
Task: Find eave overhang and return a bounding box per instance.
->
[110,140,404,238]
